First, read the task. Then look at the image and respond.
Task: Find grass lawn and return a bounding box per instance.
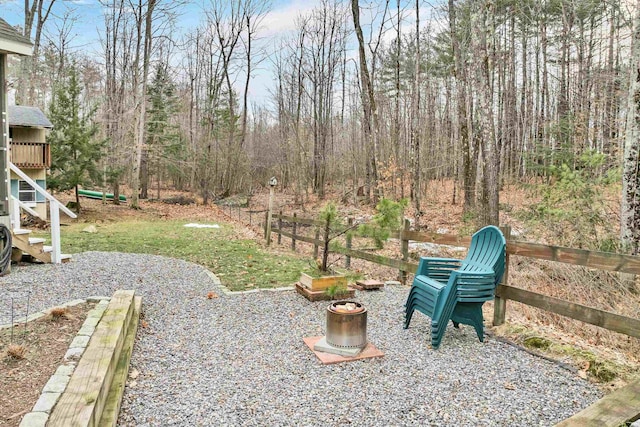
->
[42,220,310,292]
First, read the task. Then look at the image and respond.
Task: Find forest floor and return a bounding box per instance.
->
[0,303,91,426]
[43,181,639,389]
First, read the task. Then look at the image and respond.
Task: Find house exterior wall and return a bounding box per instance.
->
[0,53,10,226]
[10,168,47,219]
[8,124,50,220]
[10,126,46,142]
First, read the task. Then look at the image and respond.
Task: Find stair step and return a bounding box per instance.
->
[61,254,72,262]
[13,228,31,235]
[28,237,46,245]
[43,245,52,253]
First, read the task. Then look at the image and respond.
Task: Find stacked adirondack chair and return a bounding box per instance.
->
[404,226,506,349]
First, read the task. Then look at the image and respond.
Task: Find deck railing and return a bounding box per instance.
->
[10,141,51,168]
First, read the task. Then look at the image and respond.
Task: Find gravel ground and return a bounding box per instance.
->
[0,252,602,426]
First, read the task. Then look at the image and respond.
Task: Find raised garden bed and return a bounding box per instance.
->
[294,282,356,302]
[0,303,92,426]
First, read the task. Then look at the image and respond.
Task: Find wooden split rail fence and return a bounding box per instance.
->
[268,213,640,342]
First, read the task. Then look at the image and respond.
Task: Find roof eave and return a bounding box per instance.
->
[0,39,33,56]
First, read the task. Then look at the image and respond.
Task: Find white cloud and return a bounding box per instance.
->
[258,0,321,38]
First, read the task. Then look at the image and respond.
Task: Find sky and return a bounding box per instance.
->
[0,0,436,106]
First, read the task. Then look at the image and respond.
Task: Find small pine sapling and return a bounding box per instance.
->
[314,198,408,272]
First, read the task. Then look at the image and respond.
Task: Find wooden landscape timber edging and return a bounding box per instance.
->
[48,290,141,427]
[267,213,640,342]
[555,378,640,426]
[99,296,141,426]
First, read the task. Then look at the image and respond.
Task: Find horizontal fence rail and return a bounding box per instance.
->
[268,212,640,340]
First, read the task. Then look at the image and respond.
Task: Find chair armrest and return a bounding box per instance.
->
[416,257,462,279]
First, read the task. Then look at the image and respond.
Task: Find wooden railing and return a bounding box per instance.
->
[10,141,51,168]
[10,162,77,263]
[268,212,640,340]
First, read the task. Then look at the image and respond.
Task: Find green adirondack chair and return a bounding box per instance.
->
[404,225,506,349]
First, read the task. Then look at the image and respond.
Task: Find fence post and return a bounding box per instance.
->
[401,218,410,284]
[291,213,297,250]
[266,185,275,246]
[345,217,353,268]
[493,225,512,326]
[277,210,283,244]
[264,211,269,239]
[313,229,320,259]
[249,211,252,227]
[321,215,331,270]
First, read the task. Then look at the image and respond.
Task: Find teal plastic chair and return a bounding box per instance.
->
[404,226,506,349]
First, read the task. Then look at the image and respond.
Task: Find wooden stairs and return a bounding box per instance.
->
[11,228,71,263]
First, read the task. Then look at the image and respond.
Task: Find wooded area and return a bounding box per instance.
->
[6,0,640,250]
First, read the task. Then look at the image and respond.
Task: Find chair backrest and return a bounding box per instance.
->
[462,225,506,286]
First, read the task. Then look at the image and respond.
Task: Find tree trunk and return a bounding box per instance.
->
[410,0,421,226]
[131,0,156,209]
[474,0,499,226]
[351,0,380,203]
[621,0,640,258]
[449,0,473,214]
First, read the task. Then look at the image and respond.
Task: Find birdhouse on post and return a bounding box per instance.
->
[266,176,277,246]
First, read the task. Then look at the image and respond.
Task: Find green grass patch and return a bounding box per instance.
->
[43,220,310,292]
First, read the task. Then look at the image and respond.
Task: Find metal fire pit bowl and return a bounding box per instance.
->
[326,301,367,349]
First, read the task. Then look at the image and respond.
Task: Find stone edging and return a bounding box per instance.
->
[18,297,111,427]
[204,269,294,295]
[203,270,405,296]
[0,296,112,330]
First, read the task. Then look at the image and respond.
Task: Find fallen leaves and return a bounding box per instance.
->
[129,368,140,380]
[504,382,516,390]
[207,291,219,299]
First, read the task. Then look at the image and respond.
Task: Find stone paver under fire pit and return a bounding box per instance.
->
[0,252,602,426]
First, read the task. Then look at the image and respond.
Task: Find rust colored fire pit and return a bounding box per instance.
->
[325,301,367,349]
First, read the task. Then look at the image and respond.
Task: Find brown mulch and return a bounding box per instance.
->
[0,303,92,426]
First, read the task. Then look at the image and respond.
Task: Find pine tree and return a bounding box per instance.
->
[48,66,104,212]
[145,62,183,198]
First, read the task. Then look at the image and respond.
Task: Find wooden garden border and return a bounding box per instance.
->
[48,290,141,427]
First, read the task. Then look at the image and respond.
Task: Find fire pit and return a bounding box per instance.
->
[314,301,368,357]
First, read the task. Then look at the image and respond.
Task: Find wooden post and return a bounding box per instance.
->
[266,185,275,246]
[291,213,297,250]
[313,229,320,259]
[493,225,511,326]
[345,217,353,268]
[263,211,268,239]
[249,211,252,226]
[277,210,283,244]
[50,202,61,264]
[401,218,410,284]
[321,215,331,271]
[11,197,20,229]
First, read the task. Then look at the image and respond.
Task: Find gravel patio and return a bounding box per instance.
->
[1,252,601,426]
